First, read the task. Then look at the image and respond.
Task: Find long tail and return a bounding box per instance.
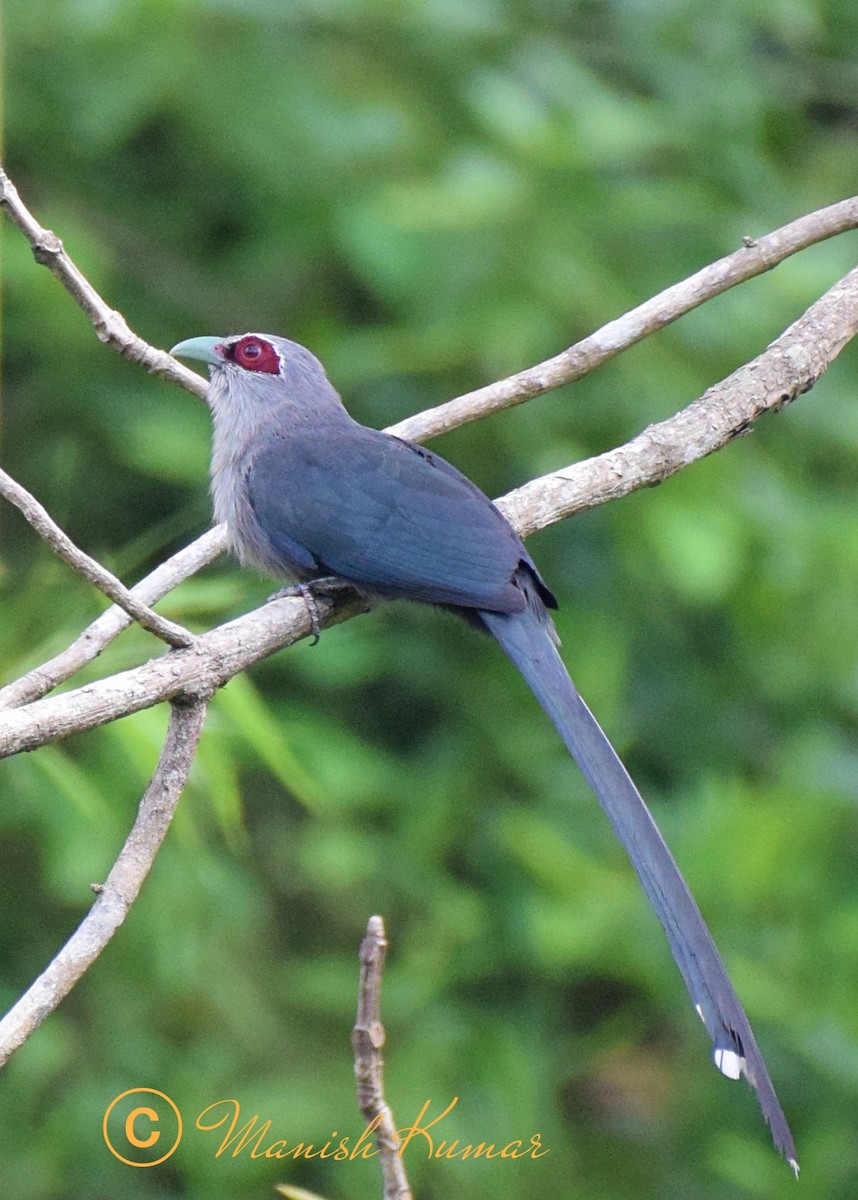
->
[480,601,797,1171]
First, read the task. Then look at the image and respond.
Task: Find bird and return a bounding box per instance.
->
[171,331,797,1171]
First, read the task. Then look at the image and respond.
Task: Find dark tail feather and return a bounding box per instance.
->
[481,601,797,1172]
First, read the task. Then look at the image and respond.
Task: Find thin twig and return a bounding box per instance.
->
[2,259,857,760]
[352,916,412,1200]
[0,696,210,1066]
[0,467,196,649]
[0,162,206,397]
[0,584,371,758]
[389,195,858,443]
[499,261,858,537]
[0,526,227,710]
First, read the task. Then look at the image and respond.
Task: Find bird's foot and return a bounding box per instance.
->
[266,577,349,645]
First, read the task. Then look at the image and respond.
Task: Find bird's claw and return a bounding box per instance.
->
[266,581,323,645]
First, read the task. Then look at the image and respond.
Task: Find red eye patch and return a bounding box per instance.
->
[228,336,281,374]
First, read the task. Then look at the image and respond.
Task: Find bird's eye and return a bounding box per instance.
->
[231,336,280,374]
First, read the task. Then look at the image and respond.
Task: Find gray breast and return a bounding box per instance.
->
[209,399,299,583]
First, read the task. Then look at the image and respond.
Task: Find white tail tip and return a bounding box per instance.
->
[714,1047,746,1080]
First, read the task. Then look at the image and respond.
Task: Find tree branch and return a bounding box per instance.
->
[3,161,855,717]
[4,190,855,711]
[0,163,854,1138]
[0,526,227,710]
[0,584,370,758]
[0,468,196,649]
[389,195,858,443]
[3,158,856,445]
[352,916,412,1200]
[499,261,858,537]
[0,696,209,1066]
[0,163,205,397]
[2,257,856,760]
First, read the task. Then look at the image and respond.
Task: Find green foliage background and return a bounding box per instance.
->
[2,2,858,1197]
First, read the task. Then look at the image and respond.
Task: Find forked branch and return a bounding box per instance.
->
[0,468,195,649]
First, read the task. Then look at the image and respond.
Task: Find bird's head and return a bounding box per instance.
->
[171,333,342,423]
